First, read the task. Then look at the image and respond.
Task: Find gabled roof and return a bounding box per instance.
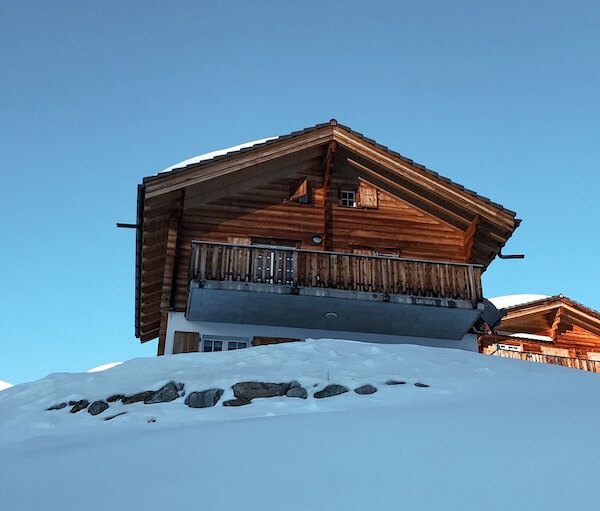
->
[144,120,517,218]
[498,294,600,339]
[502,294,600,320]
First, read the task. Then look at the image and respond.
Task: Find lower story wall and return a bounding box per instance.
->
[164,311,478,354]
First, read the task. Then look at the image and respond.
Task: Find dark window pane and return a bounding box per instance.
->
[228,342,237,350]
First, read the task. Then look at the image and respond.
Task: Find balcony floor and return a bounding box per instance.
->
[187,280,484,340]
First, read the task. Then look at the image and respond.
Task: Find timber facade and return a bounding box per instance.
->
[479,295,600,373]
[133,120,520,355]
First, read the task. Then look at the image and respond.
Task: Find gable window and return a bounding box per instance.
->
[289,177,309,204]
[340,189,357,207]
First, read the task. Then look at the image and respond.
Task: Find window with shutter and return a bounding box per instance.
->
[173,331,199,354]
[358,183,378,208]
[289,177,309,203]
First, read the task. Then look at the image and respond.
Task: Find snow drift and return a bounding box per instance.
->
[0,339,599,510]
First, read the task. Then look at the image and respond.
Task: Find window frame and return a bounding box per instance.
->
[340,189,358,208]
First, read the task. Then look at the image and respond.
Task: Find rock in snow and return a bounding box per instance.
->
[314,384,349,399]
[385,379,406,385]
[122,391,155,405]
[354,384,378,395]
[69,400,89,413]
[185,388,224,408]
[222,398,251,407]
[232,381,291,401]
[47,402,67,411]
[88,401,109,416]
[144,381,183,404]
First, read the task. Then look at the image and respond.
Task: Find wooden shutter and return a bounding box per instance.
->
[358,183,378,208]
[290,178,309,203]
[252,336,301,346]
[173,331,199,354]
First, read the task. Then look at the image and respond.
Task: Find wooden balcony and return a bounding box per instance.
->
[489,345,600,374]
[189,241,483,303]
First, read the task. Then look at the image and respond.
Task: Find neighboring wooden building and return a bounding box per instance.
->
[479,295,600,373]
[131,120,520,355]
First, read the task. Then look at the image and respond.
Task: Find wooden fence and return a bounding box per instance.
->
[189,241,483,302]
[491,347,600,374]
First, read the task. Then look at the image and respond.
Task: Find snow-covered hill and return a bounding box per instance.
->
[0,380,12,391]
[1,339,599,510]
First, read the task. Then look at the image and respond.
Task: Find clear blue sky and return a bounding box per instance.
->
[1,1,598,384]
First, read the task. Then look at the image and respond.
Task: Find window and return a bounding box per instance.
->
[289,178,309,203]
[202,336,249,353]
[498,343,522,352]
[203,340,223,352]
[340,190,357,207]
[228,341,248,350]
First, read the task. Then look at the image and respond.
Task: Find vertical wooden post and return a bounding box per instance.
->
[322,140,337,251]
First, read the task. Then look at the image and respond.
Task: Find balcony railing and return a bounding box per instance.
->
[490,346,600,374]
[189,241,483,303]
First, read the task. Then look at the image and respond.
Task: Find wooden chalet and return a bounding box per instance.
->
[132,120,520,355]
[480,295,600,373]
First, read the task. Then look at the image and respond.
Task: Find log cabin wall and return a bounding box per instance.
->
[169,166,466,313]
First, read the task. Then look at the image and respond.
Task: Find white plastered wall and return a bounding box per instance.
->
[164,311,478,354]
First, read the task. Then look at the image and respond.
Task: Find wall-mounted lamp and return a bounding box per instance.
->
[312,234,323,245]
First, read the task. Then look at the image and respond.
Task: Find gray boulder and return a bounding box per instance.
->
[122,390,155,404]
[354,384,377,395]
[47,402,67,411]
[414,382,430,388]
[106,394,125,403]
[69,400,90,413]
[286,386,307,399]
[314,384,349,399]
[223,398,251,407]
[385,379,406,385]
[144,381,182,404]
[232,382,291,401]
[88,401,109,416]
[185,388,224,408]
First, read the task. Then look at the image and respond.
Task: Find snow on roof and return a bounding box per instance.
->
[489,294,550,310]
[0,380,12,391]
[159,137,277,174]
[87,362,123,373]
[502,332,553,342]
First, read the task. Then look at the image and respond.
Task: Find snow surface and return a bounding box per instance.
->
[0,380,12,391]
[87,362,123,373]
[490,294,549,309]
[159,137,277,174]
[1,339,599,510]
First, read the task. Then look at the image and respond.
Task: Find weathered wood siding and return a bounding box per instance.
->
[171,166,469,312]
